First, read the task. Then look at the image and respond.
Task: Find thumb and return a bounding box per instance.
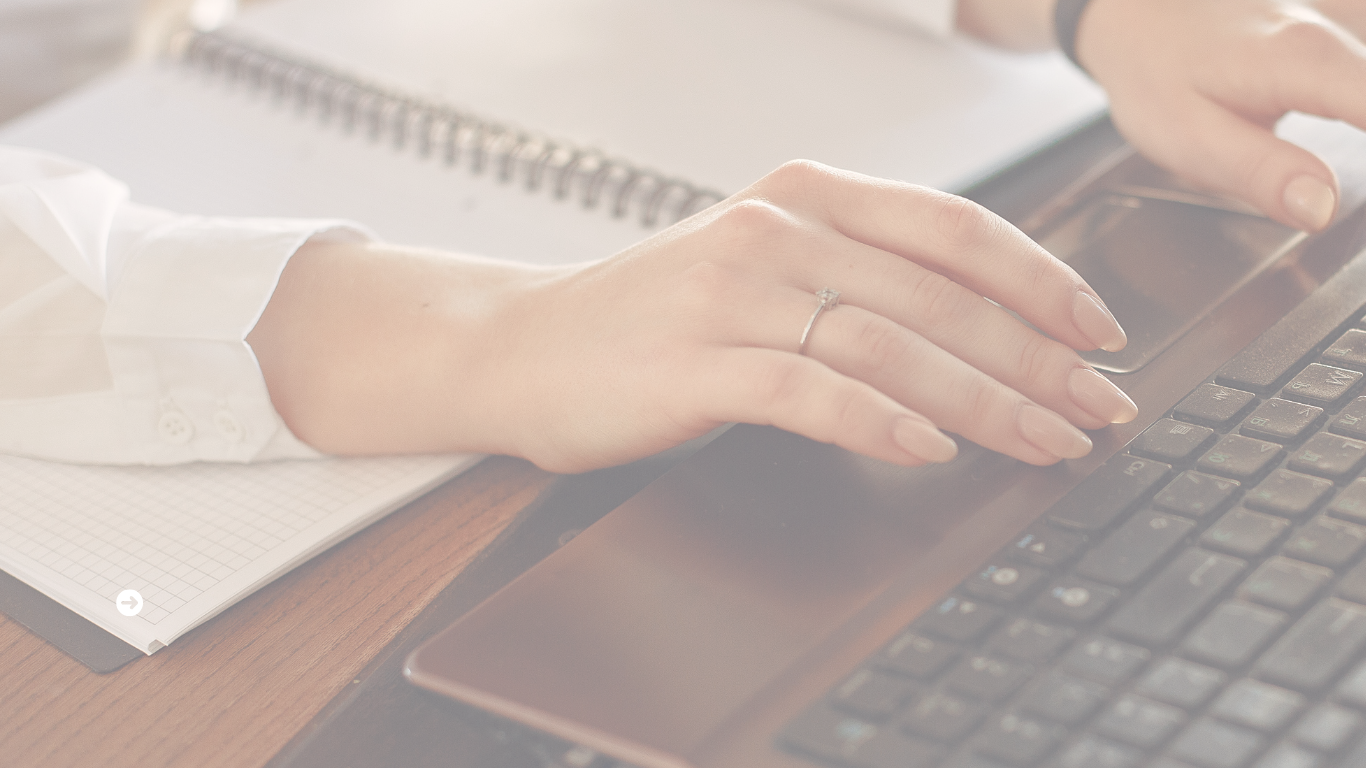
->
[1122,96,1339,231]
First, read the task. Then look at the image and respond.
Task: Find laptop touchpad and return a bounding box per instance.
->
[1038,193,1301,373]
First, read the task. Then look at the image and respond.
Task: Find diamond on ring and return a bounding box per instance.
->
[799,287,841,354]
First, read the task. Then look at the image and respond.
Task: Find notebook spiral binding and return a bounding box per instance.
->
[175,29,727,228]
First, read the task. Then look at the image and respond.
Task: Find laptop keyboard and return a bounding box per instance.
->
[779,314,1366,768]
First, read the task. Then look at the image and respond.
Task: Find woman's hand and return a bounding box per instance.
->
[1075,0,1366,231]
[957,0,1366,232]
[249,162,1135,473]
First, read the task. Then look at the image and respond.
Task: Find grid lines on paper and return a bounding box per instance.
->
[0,455,424,625]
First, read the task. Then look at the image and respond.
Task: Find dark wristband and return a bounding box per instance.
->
[1053,0,1097,73]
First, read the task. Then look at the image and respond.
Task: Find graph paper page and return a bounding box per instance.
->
[0,452,477,653]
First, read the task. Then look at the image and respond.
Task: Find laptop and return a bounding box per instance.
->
[405,116,1366,768]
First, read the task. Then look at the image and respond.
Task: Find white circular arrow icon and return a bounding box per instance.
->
[116,589,144,617]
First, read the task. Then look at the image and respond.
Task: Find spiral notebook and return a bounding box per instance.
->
[0,0,1106,665]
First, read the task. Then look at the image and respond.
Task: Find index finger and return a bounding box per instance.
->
[749,160,1128,353]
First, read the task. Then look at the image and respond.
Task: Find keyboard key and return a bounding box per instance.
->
[1074,509,1194,587]
[1131,419,1216,462]
[1180,600,1287,669]
[1211,678,1305,732]
[782,705,943,768]
[1287,432,1366,481]
[1154,471,1240,519]
[1093,694,1187,749]
[1280,516,1366,569]
[1281,364,1362,409]
[1007,525,1087,569]
[1291,703,1362,752]
[914,597,1002,642]
[1321,329,1366,370]
[1238,557,1332,612]
[1327,477,1366,524]
[1328,396,1366,440]
[1032,578,1120,624]
[983,619,1074,664]
[1062,636,1150,686]
[1199,508,1291,559]
[962,562,1045,604]
[1107,548,1247,647]
[1338,560,1366,605]
[1136,657,1227,709]
[880,632,959,679]
[1174,384,1257,428]
[943,655,1032,703]
[1335,660,1366,708]
[1197,435,1284,483]
[971,713,1063,767]
[1167,718,1264,768]
[900,690,988,742]
[1048,457,1171,532]
[1051,736,1141,768]
[1240,399,1323,444]
[1016,670,1107,725]
[1251,743,1322,768]
[1244,471,1333,520]
[831,668,923,719]
[1255,598,1366,691]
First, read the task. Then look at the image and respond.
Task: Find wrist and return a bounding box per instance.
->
[248,238,565,459]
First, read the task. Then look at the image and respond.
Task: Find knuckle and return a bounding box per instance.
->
[769,159,831,187]
[854,314,912,372]
[752,357,809,408]
[825,382,864,441]
[911,270,974,330]
[754,159,836,206]
[1012,332,1059,386]
[958,376,1000,427]
[930,193,1001,254]
[714,198,798,241]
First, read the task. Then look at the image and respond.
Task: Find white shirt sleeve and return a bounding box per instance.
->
[0,145,372,465]
[816,0,958,37]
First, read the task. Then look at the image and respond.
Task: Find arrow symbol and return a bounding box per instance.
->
[115,589,143,617]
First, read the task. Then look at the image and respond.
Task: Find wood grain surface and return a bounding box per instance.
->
[0,456,552,768]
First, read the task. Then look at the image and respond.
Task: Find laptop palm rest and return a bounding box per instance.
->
[406,428,1039,767]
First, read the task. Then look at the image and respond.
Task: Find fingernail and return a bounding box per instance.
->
[893,417,959,463]
[1068,367,1138,424]
[1283,175,1336,231]
[1072,291,1127,352]
[1018,403,1092,460]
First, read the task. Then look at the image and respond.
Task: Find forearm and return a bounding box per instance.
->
[246,238,566,458]
[955,0,1057,50]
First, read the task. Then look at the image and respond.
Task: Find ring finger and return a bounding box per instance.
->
[759,289,1095,464]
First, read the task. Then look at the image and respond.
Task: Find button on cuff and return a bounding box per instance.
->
[156,410,195,445]
[213,410,244,443]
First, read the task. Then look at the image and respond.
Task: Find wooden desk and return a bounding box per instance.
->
[0,457,553,768]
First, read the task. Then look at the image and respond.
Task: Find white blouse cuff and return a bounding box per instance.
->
[100,216,370,465]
